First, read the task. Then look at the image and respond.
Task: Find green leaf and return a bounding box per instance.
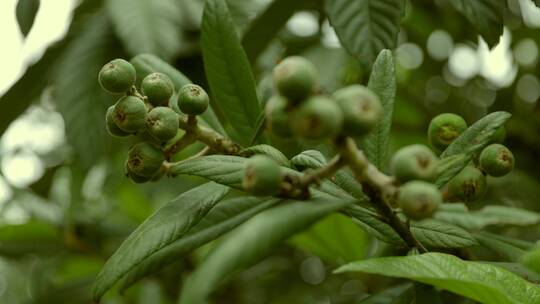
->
[336,252,540,304]
[91,182,229,302]
[16,0,40,37]
[290,213,368,263]
[474,232,533,262]
[346,205,404,246]
[201,0,262,146]
[53,13,117,169]
[170,155,246,189]
[435,203,540,230]
[0,221,64,256]
[358,283,414,304]
[290,150,327,170]
[448,0,504,47]
[325,0,404,66]
[105,0,182,60]
[361,49,396,171]
[410,219,477,249]
[435,111,511,188]
[482,262,540,284]
[129,53,225,134]
[179,197,354,304]
[119,196,279,292]
[241,144,290,167]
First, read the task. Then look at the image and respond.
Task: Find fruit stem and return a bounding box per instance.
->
[298,155,346,189]
[338,137,427,253]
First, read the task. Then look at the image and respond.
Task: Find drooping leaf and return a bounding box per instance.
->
[16,0,40,37]
[482,262,540,284]
[358,283,414,304]
[474,231,533,262]
[290,150,327,170]
[361,49,396,171]
[336,252,540,304]
[325,0,404,66]
[410,219,477,249]
[119,196,279,292]
[241,144,290,167]
[346,205,404,246]
[435,203,540,230]
[105,0,182,61]
[91,183,229,302]
[169,155,246,189]
[129,53,225,134]
[435,111,511,188]
[201,0,262,146]
[179,197,354,304]
[447,0,504,47]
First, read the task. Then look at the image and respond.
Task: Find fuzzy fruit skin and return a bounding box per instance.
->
[332,85,383,136]
[390,144,439,183]
[113,96,147,132]
[398,181,442,220]
[291,96,343,140]
[265,95,292,137]
[98,59,136,93]
[141,72,174,106]
[479,144,514,177]
[447,166,487,202]
[242,155,282,196]
[428,113,467,151]
[273,56,317,102]
[125,161,151,183]
[146,107,179,142]
[106,105,130,137]
[127,142,164,177]
[177,84,209,115]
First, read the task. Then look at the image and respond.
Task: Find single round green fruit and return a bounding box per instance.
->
[390,144,439,183]
[291,96,343,140]
[113,96,147,132]
[105,105,130,137]
[428,113,467,151]
[265,95,292,137]
[141,72,174,106]
[333,85,383,136]
[242,155,282,196]
[479,144,514,177]
[98,59,136,94]
[177,84,209,115]
[127,142,165,177]
[398,181,442,220]
[446,166,487,202]
[125,162,151,184]
[273,56,317,102]
[146,107,179,142]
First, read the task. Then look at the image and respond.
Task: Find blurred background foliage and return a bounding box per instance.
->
[0,0,540,303]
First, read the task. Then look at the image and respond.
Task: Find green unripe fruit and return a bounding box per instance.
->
[141,72,174,106]
[332,85,383,136]
[125,162,151,184]
[105,105,130,137]
[273,56,317,102]
[113,96,147,132]
[127,142,165,177]
[428,113,467,151]
[146,107,179,142]
[265,95,292,137]
[291,96,343,140]
[177,84,209,115]
[242,155,282,196]
[446,166,487,202]
[98,59,136,93]
[390,144,439,183]
[398,181,442,220]
[479,144,514,177]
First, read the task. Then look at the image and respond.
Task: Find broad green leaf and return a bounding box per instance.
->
[119,196,279,292]
[290,150,327,170]
[16,0,40,37]
[358,283,414,304]
[361,49,396,171]
[448,0,504,47]
[290,213,368,263]
[105,0,182,61]
[336,252,540,304]
[170,155,246,189]
[0,221,64,256]
[179,197,354,304]
[325,0,404,66]
[241,144,290,167]
[433,153,468,188]
[346,204,404,246]
[129,53,225,134]
[202,0,262,146]
[91,183,229,302]
[436,111,511,188]
[435,203,540,230]
[54,13,117,169]
[474,232,533,262]
[410,219,477,249]
[483,262,540,284]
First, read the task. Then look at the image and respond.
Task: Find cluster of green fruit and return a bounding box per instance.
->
[98,58,210,183]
